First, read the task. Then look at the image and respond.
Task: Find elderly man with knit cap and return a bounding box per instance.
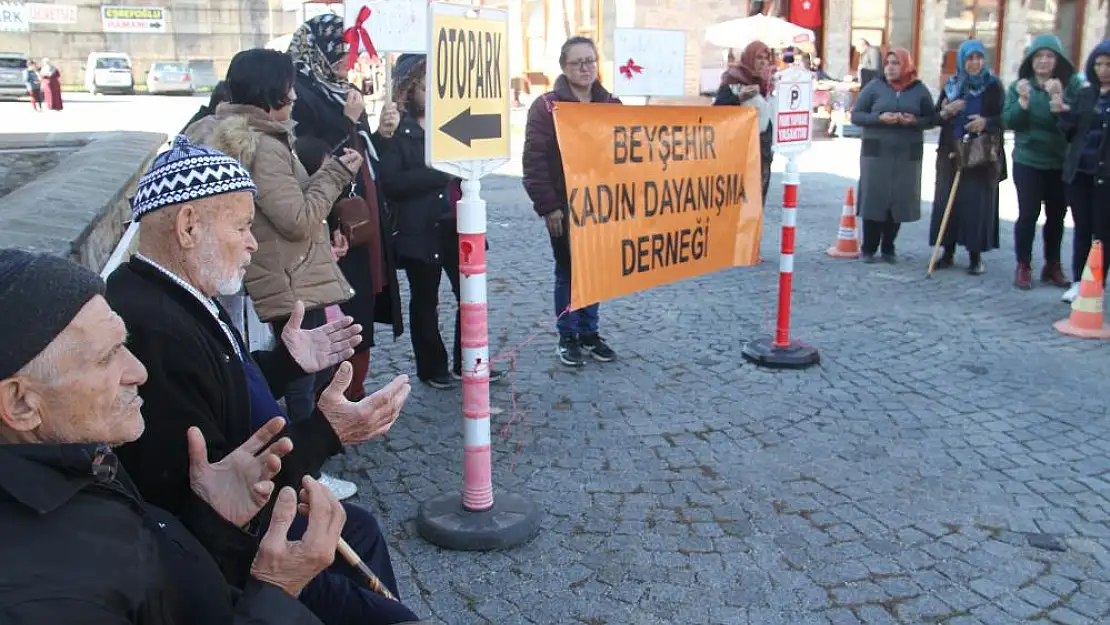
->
[104,135,423,625]
[0,249,348,624]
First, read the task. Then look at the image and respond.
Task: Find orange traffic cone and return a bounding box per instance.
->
[827,188,860,258]
[1054,240,1110,339]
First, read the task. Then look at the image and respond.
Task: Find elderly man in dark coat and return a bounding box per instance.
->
[0,249,348,624]
[850,47,936,263]
[103,136,424,625]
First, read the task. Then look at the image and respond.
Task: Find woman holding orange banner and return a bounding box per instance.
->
[522,36,621,368]
[713,41,775,207]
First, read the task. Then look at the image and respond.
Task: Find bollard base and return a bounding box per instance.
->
[742,337,820,370]
[416,491,542,551]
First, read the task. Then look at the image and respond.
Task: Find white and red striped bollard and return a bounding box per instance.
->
[741,155,820,369]
[456,177,494,512]
[774,157,799,348]
[415,176,541,551]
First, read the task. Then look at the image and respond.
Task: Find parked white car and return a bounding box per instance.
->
[84,52,135,95]
[146,61,194,95]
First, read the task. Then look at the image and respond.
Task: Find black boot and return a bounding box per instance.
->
[968,251,985,275]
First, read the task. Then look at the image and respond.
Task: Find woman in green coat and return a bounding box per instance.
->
[1002,34,1080,290]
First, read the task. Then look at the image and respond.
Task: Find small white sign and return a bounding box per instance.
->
[27,2,77,24]
[773,66,813,154]
[101,5,167,33]
[345,0,427,55]
[611,27,686,98]
[0,2,28,32]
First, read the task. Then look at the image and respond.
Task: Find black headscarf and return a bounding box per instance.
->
[287,14,348,107]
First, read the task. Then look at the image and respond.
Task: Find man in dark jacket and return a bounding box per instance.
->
[104,136,422,625]
[0,249,347,624]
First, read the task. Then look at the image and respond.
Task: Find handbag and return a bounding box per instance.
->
[953,132,1000,170]
[334,182,375,248]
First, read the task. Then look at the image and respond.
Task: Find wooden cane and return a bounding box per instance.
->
[337,538,397,601]
[926,165,962,278]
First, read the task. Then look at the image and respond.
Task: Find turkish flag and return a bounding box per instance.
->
[790,0,822,28]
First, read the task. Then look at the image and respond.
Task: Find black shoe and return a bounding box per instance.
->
[881,252,898,264]
[557,335,585,367]
[935,255,955,270]
[421,375,455,390]
[580,334,616,362]
[862,253,878,264]
[451,367,506,383]
[968,261,985,275]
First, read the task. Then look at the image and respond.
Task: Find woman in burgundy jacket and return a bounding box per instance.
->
[521,36,622,368]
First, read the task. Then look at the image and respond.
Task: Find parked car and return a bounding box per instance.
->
[0,52,29,100]
[146,61,194,95]
[186,59,219,90]
[84,52,134,95]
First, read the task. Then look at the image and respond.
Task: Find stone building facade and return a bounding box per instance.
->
[519,0,1108,99]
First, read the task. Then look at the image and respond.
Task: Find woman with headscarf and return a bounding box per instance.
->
[850,48,935,263]
[929,39,1006,275]
[40,57,63,111]
[713,41,775,205]
[286,14,404,402]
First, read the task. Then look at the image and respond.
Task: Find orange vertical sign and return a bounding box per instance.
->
[552,102,763,310]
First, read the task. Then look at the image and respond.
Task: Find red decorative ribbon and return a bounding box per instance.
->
[619,58,643,79]
[343,6,378,70]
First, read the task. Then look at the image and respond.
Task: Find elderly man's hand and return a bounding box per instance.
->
[188,417,293,527]
[251,477,345,597]
[281,301,363,374]
[317,362,410,445]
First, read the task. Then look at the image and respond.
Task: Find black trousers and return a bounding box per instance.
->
[1066,172,1110,284]
[861,219,901,255]
[1012,162,1067,265]
[403,223,461,380]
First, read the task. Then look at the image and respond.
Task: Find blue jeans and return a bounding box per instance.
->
[290,502,419,625]
[551,233,599,338]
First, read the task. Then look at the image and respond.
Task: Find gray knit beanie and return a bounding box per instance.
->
[0,249,106,381]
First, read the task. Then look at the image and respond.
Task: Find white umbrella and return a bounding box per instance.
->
[705,15,815,51]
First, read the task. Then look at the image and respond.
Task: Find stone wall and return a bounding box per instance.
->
[0,0,304,87]
[0,131,166,272]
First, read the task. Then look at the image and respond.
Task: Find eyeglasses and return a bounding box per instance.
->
[566,58,598,70]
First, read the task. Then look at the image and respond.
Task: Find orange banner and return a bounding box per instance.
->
[552,103,763,310]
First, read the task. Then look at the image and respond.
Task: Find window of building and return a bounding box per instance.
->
[848,0,919,75]
[1025,0,1085,65]
[942,0,1005,86]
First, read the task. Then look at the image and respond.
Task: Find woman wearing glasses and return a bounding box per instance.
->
[522,36,622,368]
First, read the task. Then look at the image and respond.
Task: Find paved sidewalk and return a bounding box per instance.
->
[329,139,1110,625]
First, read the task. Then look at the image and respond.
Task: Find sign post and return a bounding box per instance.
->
[414,1,541,551]
[742,66,820,369]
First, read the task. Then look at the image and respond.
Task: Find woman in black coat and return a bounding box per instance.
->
[286,15,404,401]
[375,54,503,389]
[928,39,1007,275]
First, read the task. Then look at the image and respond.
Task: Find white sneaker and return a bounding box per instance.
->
[319,473,358,500]
[1062,282,1080,304]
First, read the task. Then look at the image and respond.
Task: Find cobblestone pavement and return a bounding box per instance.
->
[326,138,1110,625]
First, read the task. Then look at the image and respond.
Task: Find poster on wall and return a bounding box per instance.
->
[0,2,29,32]
[344,0,427,54]
[28,3,78,24]
[611,28,686,98]
[102,6,168,33]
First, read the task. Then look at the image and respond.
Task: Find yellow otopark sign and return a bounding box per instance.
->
[425,3,510,168]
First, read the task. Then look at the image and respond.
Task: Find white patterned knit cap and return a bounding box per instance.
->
[131,135,257,221]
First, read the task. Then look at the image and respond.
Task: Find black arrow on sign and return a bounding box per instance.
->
[439,107,501,147]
